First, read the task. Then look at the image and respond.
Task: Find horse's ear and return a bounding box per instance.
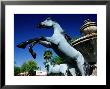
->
[47,17,52,20]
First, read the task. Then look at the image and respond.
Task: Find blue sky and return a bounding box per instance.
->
[14,14,97,70]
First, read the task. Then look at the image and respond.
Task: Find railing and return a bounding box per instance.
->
[71,33,97,46]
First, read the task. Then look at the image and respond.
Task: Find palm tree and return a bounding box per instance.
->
[43,50,52,61]
[52,56,63,65]
[43,50,63,64]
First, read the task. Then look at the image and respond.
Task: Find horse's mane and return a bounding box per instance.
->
[61,32,72,42]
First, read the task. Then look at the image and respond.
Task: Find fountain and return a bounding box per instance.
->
[71,19,97,64]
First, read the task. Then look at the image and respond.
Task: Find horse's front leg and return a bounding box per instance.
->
[17,36,51,49]
[28,41,38,59]
[28,39,52,59]
[38,40,52,48]
[17,36,46,49]
[17,36,52,59]
[17,37,42,49]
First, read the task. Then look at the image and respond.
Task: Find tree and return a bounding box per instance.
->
[43,50,63,64]
[52,56,63,64]
[43,50,52,61]
[14,65,21,76]
[21,62,28,73]
[21,60,38,76]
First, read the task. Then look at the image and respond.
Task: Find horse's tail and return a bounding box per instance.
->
[83,62,91,76]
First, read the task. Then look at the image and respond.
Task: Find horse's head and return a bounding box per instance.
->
[37,17,54,28]
[37,17,64,33]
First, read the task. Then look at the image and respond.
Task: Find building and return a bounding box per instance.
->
[80,19,97,35]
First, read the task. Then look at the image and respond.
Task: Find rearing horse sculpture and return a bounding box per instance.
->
[17,17,85,76]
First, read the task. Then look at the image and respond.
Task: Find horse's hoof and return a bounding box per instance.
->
[32,52,36,59]
[17,42,27,49]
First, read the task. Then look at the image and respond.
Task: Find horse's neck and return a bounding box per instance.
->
[53,22,64,34]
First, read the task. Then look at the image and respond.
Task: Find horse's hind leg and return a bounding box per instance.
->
[69,68,76,76]
[76,54,85,76]
[64,70,68,76]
